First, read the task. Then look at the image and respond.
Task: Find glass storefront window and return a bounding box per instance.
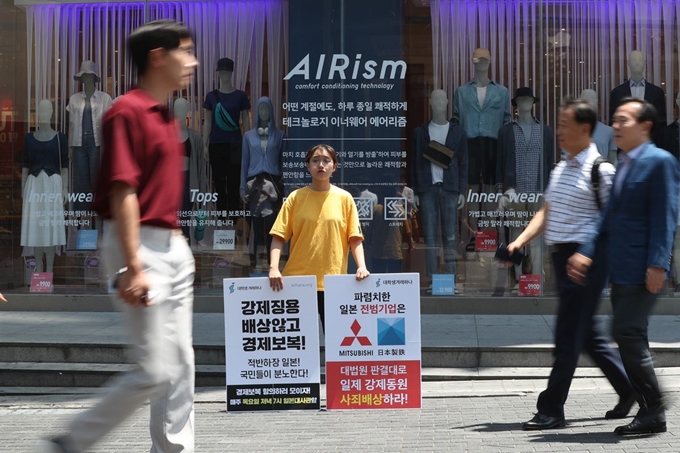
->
[2,0,680,299]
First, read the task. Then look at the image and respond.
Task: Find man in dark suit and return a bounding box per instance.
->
[609,51,666,145]
[569,98,680,435]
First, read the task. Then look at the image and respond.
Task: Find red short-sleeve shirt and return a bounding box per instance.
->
[93,89,184,229]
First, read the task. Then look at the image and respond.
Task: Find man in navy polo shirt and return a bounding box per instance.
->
[40,20,198,453]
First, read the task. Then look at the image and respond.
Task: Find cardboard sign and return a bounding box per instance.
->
[213,230,236,250]
[475,230,497,252]
[30,272,53,293]
[518,274,541,296]
[223,276,321,412]
[431,274,455,296]
[324,273,422,410]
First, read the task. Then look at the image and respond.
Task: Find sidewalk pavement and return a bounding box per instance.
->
[3,313,680,451]
[2,381,680,452]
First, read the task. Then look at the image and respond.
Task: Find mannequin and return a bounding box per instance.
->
[66,60,112,216]
[203,57,251,218]
[581,89,617,165]
[174,98,208,240]
[21,100,68,273]
[660,92,680,161]
[240,96,284,270]
[609,51,666,144]
[453,48,511,190]
[496,87,554,290]
[452,48,511,250]
[410,89,468,292]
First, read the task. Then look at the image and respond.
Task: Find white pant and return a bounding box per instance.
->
[66,223,196,453]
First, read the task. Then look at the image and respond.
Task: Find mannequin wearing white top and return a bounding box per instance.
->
[21,100,68,273]
[411,89,468,285]
[414,90,464,210]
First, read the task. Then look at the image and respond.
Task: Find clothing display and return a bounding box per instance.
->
[203,90,250,144]
[270,185,363,291]
[496,120,555,193]
[240,97,284,198]
[66,91,112,147]
[21,132,69,247]
[411,121,468,277]
[452,80,511,139]
[204,89,250,215]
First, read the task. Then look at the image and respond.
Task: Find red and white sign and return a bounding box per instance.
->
[30,272,53,293]
[518,274,541,296]
[475,230,497,252]
[324,273,421,410]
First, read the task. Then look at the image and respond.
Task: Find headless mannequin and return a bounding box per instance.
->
[22,100,68,273]
[580,89,617,165]
[203,70,251,153]
[414,90,465,210]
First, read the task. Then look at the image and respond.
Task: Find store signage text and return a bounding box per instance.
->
[284,54,407,81]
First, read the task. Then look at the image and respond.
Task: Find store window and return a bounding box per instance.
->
[1,0,679,298]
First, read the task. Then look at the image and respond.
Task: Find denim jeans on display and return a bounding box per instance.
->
[419,185,458,277]
[71,133,100,212]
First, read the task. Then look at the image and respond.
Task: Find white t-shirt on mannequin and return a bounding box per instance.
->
[477,86,487,108]
[428,121,449,184]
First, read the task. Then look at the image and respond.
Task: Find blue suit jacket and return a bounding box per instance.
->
[581,143,680,284]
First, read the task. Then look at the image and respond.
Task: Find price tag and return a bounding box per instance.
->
[518,274,541,296]
[213,230,236,250]
[30,272,54,293]
[475,230,497,252]
[76,230,98,250]
[432,274,455,296]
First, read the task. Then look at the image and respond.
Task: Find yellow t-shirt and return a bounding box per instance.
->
[270,185,363,291]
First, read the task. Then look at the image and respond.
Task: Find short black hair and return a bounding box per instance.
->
[616,97,658,125]
[560,98,597,137]
[128,20,192,77]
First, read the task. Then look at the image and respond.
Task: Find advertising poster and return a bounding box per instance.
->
[223,276,321,412]
[324,273,421,410]
[286,0,406,227]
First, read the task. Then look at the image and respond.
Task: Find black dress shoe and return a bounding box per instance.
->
[522,413,565,430]
[614,418,667,435]
[605,394,636,419]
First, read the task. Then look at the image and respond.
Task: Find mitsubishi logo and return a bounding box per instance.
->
[341,320,372,346]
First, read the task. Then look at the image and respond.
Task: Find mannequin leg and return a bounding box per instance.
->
[34,247,45,273]
[45,246,56,273]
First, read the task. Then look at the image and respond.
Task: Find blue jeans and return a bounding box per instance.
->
[419,185,458,277]
[72,133,100,211]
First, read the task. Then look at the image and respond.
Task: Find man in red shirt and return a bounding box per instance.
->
[40,20,198,453]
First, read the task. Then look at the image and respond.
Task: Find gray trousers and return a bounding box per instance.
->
[66,223,196,452]
[611,283,664,416]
